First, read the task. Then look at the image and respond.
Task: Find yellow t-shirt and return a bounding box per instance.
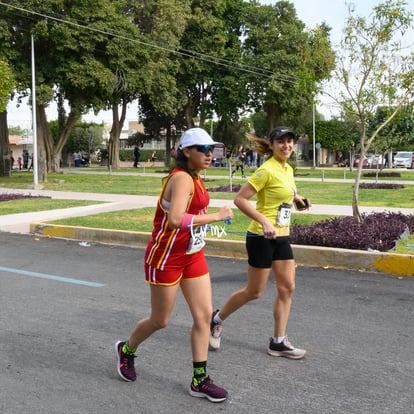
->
[247,157,296,236]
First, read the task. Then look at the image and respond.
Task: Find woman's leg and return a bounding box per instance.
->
[271,259,296,337]
[127,283,180,349]
[183,273,228,403]
[181,274,212,362]
[268,259,305,359]
[218,265,271,321]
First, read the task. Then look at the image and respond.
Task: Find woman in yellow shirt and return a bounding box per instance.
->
[210,127,308,359]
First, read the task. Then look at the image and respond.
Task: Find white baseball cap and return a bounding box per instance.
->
[179,128,223,149]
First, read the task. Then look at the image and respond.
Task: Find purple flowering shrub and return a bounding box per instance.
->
[0,193,50,202]
[362,172,401,178]
[291,212,414,252]
[359,183,404,189]
[209,185,242,192]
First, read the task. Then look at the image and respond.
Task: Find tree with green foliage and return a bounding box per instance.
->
[44,0,148,172]
[0,1,110,177]
[367,104,414,153]
[0,59,13,112]
[0,58,14,176]
[48,120,104,165]
[312,118,359,152]
[332,0,414,222]
[174,0,243,129]
[0,0,151,176]
[138,0,246,155]
[242,1,335,136]
[208,1,249,130]
[126,0,191,165]
[7,125,27,136]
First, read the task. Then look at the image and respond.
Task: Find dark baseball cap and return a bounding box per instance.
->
[269,127,296,141]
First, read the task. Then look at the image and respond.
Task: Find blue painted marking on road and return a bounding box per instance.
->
[0,266,105,287]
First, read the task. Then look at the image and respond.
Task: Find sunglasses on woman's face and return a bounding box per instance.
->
[192,145,215,154]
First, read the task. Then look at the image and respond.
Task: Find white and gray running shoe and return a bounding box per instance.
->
[267,336,306,359]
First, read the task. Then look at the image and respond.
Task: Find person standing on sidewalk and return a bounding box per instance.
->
[133,145,141,167]
[231,145,247,178]
[73,150,81,167]
[115,127,233,403]
[210,127,308,359]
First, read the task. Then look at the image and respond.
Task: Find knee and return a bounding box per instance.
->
[151,316,170,330]
[194,308,213,329]
[278,281,296,298]
[246,288,263,301]
[204,308,213,324]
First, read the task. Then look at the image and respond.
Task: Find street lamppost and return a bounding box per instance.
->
[312,100,316,168]
[31,33,39,186]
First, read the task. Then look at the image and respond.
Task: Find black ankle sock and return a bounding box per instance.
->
[193,361,207,384]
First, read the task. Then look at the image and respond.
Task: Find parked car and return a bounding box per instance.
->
[393,151,414,169]
[353,154,369,168]
[366,154,383,166]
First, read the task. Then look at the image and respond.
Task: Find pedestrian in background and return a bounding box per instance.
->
[150,150,157,166]
[73,150,81,167]
[231,145,246,178]
[28,153,33,170]
[23,149,29,169]
[115,127,233,403]
[210,127,308,360]
[10,150,14,170]
[133,145,141,168]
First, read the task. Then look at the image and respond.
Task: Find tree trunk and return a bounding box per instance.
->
[36,104,80,173]
[0,111,12,177]
[108,99,128,170]
[352,164,363,223]
[35,105,52,181]
[35,107,48,183]
[52,111,79,172]
[184,105,195,129]
[265,104,282,136]
[165,125,172,166]
[108,107,120,170]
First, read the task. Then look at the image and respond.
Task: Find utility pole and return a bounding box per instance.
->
[31,33,39,187]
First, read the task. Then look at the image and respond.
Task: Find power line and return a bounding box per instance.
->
[0,1,299,84]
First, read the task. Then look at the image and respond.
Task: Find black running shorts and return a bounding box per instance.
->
[246,232,294,268]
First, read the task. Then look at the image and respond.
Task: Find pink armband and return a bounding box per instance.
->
[181,213,194,230]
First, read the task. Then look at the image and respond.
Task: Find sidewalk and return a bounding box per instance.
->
[1,186,413,276]
[2,187,414,234]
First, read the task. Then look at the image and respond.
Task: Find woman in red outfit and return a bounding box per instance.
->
[115,128,233,403]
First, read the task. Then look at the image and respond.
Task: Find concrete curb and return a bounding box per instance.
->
[30,222,414,277]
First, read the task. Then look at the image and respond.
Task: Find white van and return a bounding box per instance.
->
[393,151,414,168]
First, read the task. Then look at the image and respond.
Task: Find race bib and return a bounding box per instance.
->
[276,203,291,226]
[186,225,207,254]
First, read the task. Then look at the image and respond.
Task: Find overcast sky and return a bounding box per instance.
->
[267,0,388,43]
[7,0,414,127]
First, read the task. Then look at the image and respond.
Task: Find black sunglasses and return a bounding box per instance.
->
[192,145,215,154]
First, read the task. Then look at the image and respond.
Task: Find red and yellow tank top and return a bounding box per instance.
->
[144,168,209,270]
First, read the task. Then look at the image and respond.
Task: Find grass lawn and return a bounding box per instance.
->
[89,164,414,181]
[1,169,414,207]
[48,207,333,242]
[2,169,412,254]
[0,198,102,215]
[395,236,414,254]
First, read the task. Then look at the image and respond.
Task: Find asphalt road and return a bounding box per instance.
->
[1,233,413,414]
